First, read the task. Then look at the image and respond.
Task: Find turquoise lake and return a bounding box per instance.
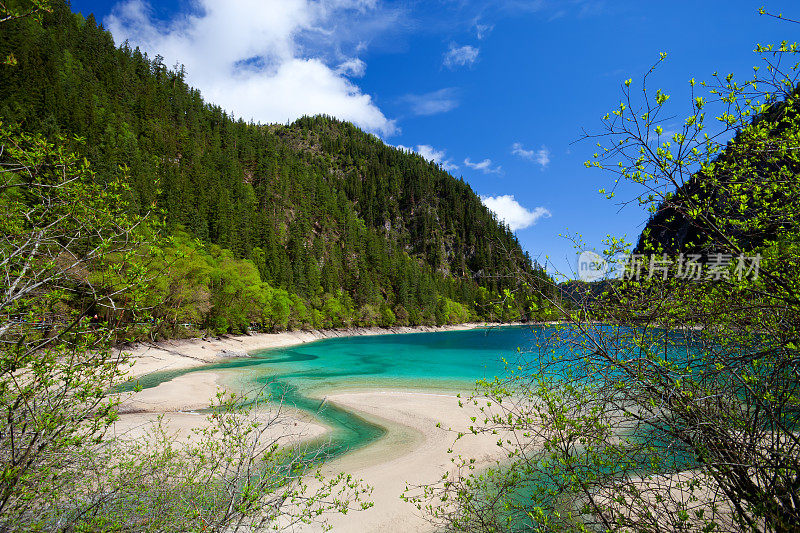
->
[243,325,548,393]
[130,325,551,460]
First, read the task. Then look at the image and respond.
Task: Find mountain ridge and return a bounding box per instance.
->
[0,1,555,334]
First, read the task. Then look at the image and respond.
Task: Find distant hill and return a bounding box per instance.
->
[0,1,555,332]
[558,279,615,308]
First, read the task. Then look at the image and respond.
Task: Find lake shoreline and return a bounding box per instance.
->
[113,321,536,532]
[117,321,533,379]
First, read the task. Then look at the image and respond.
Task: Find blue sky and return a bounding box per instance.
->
[70,0,795,278]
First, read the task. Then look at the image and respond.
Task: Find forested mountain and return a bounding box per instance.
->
[0,1,554,335]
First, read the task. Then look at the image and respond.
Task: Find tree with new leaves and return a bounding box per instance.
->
[0,7,373,527]
[409,11,800,533]
[0,0,51,65]
[0,123,159,527]
[0,80,370,533]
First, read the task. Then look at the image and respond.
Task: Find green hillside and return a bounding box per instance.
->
[0,1,555,335]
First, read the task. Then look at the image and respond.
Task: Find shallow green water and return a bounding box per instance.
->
[126,326,549,460]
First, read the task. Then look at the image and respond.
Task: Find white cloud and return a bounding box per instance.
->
[511,142,534,159]
[417,145,459,172]
[335,57,366,77]
[535,146,551,168]
[398,143,459,172]
[443,43,479,69]
[464,157,502,174]
[511,142,550,169]
[480,195,551,231]
[399,88,459,116]
[106,0,397,136]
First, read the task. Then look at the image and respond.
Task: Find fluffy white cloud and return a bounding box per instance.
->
[106,0,397,136]
[511,142,550,169]
[464,157,502,174]
[480,195,551,231]
[397,144,459,172]
[443,43,479,69]
[399,88,459,116]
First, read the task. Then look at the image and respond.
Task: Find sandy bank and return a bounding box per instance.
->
[115,371,224,413]
[112,368,328,449]
[111,408,329,450]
